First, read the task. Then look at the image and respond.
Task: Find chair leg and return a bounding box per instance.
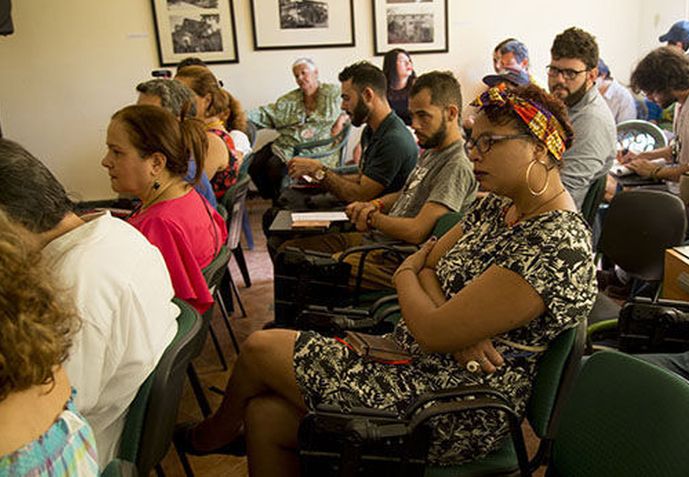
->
[229,270,247,317]
[175,442,195,477]
[186,364,211,417]
[242,207,254,250]
[232,245,252,288]
[208,322,228,371]
[219,270,234,315]
[215,289,240,354]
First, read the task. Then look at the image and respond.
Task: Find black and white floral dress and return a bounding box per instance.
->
[293,194,596,465]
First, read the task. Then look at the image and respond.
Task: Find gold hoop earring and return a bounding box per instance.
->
[526,160,549,196]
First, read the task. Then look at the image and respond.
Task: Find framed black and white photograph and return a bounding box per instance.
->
[250,0,355,50]
[372,0,448,55]
[151,0,239,65]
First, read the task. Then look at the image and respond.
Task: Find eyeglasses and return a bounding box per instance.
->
[464,134,532,156]
[546,65,589,81]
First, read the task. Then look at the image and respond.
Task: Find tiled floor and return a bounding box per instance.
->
[157,196,545,477]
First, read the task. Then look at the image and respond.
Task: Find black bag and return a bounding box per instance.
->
[274,248,352,327]
[299,406,430,477]
[618,297,689,353]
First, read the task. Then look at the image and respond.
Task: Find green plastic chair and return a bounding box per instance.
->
[298,321,586,477]
[293,122,352,167]
[116,298,206,476]
[580,175,607,228]
[424,320,586,477]
[102,459,137,477]
[546,351,689,477]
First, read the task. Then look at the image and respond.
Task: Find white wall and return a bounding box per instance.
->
[0,0,685,200]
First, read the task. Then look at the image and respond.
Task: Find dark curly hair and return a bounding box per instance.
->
[477,84,574,165]
[550,27,599,70]
[0,210,78,402]
[630,46,689,94]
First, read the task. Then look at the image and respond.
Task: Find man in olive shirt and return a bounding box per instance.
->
[287,61,418,204]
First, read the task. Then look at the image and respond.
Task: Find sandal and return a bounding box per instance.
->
[173,422,246,457]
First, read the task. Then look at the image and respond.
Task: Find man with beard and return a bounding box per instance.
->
[286,61,418,203]
[278,71,477,290]
[621,47,689,196]
[548,27,616,209]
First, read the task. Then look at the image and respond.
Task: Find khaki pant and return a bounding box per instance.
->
[279,232,404,290]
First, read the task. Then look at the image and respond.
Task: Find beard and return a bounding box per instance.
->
[349,99,370,127]
[550,81,589,107]
[417,116,448,149]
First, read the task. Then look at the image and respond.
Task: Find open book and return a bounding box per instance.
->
[610,158,667,177]
[291,211,348,228]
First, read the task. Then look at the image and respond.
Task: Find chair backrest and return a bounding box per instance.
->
[598,189,687,282]
[202,244,232,292]
[220,175,252,250]
[293,122,352,167]
[245,121,258,148]
[117,298,206,475]
[102,459,137,477]
[548,351,689,477]
[616,119,668,153]
[527,320,586,441]
[238,151,253,178]
[580,175,607,228]
[431,211,463,239]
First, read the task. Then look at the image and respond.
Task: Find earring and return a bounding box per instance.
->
[153,180,161,190]
[525,160,548,196]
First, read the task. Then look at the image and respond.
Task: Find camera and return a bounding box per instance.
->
[151,69,173,79]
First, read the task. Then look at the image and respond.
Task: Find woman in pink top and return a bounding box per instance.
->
[102,104,227,313]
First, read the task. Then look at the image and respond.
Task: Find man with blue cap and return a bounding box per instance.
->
[659,20,689,52]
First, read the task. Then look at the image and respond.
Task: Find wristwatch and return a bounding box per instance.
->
[314,166,327,182]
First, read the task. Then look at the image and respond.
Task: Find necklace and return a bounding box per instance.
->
[140,180,181,212]
[505,188,567,227]
[206,118,225,130]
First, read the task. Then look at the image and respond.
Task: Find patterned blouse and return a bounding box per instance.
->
[294,192,597,465]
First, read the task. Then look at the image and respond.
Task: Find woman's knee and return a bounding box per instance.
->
[240,329,297,369]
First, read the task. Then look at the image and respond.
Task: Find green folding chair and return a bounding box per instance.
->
[546,351,689,477]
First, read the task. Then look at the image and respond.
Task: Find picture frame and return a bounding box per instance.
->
[249,0,355,50]
[372,0,448,55]
[150,0,239,66]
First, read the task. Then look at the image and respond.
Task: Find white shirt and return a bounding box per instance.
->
[230,129,252,157]
[600,79,637,124]
[43,212,179,468]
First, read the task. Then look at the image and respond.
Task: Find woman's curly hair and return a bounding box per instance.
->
[0,210,79,402]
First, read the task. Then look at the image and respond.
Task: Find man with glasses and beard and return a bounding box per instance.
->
[278,71,477,290]
[287,61,417,204]
[620,47,689,194]
[547,27,616,209]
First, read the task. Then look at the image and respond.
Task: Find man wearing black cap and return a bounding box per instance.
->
[547,27,616,210]
[660,20,689,52]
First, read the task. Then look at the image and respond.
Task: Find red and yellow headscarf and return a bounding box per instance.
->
[470,87,570,161]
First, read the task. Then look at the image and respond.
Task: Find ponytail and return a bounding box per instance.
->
[179,102,208,184]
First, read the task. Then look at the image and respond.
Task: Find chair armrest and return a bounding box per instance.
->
[338,243,415,296]
[301,386,530,476]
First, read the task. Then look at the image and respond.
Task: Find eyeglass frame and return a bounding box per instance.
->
[546,65,590,81]
[464,133,533,156]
